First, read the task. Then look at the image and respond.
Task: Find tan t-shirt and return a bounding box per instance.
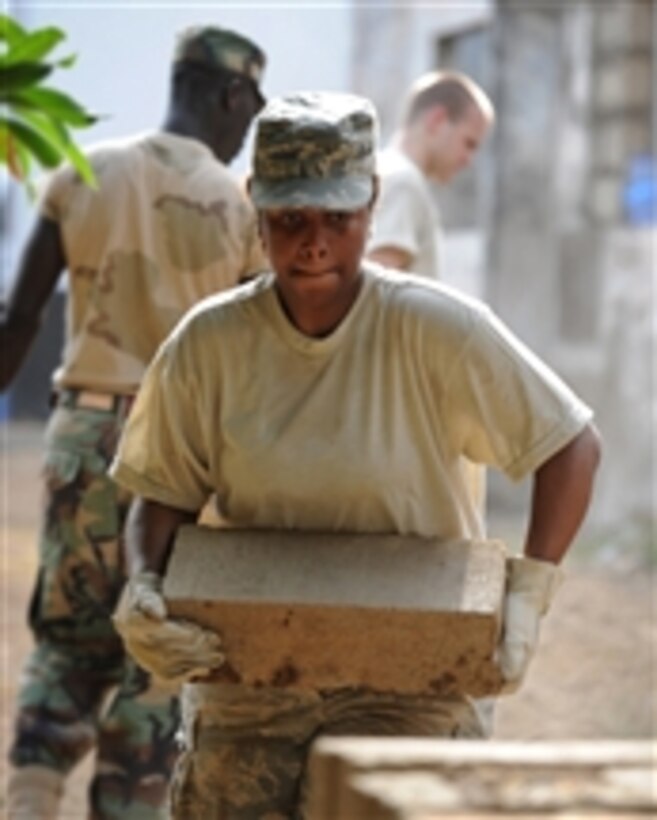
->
[112,264,592,540]
[41,132,267,393]
[368,147,441,280]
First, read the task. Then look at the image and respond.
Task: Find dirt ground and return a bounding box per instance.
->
[1,421,655,818]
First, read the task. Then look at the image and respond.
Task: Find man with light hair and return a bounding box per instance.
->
[368,70,495,279]
[368,71,495,520]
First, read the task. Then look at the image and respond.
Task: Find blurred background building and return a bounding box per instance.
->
[353,0,655,548]
[2,0,655,548]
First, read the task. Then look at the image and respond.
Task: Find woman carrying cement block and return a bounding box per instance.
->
[110,91,601,818]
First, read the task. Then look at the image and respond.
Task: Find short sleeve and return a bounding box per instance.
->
[441,307,594,481]
[110,324,213,511]
[37,165,73,223]
[369,174,424,260]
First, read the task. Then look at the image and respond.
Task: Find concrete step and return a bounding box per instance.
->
[308,737,657,819]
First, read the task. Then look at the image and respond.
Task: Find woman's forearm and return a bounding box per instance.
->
[523,423,602,564]
[124,497,198,576]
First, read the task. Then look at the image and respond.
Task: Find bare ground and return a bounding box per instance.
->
[1,422,655,818]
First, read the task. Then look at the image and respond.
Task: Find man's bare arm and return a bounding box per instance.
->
[1,216,66,390]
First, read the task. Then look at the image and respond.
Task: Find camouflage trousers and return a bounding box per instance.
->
[9,402,180,819]
[170,682,486,819]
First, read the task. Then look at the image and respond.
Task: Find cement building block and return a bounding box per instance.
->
[594,57,652,112]
[163,526,506,696]
[593,123,628,172]
[590,176,622,224]
[595,2,654,51]
[344,770,653,819]
[307,738,657,820]
[593,120,654,175]
[626,121,653,155]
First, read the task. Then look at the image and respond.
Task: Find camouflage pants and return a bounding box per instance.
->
[170,682,485,819]
[9,402,180,819]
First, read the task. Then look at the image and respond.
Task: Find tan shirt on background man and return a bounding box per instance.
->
[42,131,267,394]
[369,147,441,280]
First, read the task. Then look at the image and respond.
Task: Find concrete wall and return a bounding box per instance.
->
[352,4,493,143]
[351,0,655,543]
[308,738,657,819]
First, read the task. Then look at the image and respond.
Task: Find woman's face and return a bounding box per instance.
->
[258,200,374,337]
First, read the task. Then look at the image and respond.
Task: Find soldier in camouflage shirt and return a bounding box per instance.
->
[1,25,268,820]
[110,92,599,818]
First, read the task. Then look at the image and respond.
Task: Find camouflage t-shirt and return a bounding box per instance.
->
[41,132,267,393]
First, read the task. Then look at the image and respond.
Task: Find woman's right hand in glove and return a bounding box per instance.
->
[113,571,225,686]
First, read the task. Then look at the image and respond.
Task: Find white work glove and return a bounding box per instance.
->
[498,556,564,693]
[113,571,225,686]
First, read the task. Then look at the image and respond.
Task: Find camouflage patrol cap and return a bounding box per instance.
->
[174,25,266,93]
[249,91,378,210]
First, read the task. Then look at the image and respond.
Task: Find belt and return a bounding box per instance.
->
[54,388,135,415]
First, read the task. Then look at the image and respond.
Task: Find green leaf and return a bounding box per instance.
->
[8,137,37,196]
[0,114,62,167]
[7,86,98,127]
[14,108,97,187]
[1,27,64,66]
[17,106,70,147]
[61,136,96,187]
[0,17,96,192]
[56,53,77,69]
[0,124,11,167]
[14,138,35,189]
[0,62,52,94]
[0,14,26,46]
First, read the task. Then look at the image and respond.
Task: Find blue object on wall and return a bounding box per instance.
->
[622,155,656,225]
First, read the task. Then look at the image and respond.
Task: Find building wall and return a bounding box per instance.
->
[352,0,655,541]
